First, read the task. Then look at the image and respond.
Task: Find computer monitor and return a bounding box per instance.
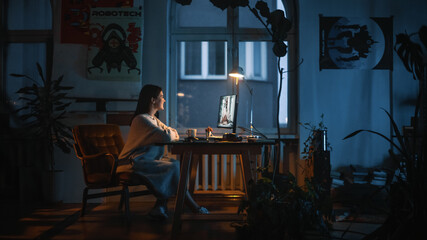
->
[217,95,237,131]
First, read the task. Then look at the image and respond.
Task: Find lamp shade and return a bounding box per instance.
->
[228,66,244,78]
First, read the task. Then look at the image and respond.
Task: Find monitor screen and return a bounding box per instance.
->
[217,95,237,129]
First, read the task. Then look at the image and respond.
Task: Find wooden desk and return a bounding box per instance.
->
[165,140,275,238]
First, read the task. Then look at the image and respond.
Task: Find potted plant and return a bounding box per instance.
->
[344,25,427,239]
[11,62,74,203]
[234,170,333,240]
[232,116,333,240]
[300,114,331,170]
[300,115,333,202]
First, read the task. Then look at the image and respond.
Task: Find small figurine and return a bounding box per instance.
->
[205,126,213,138]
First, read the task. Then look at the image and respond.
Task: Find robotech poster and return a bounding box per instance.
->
[86,7,143,81]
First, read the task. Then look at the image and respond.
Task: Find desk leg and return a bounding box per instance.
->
[188,154,201,194]
[240,150,253,198]
[172,151,192,238]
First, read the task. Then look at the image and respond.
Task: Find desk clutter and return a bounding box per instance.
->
[183,133,245,142]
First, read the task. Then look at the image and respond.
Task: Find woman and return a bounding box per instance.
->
[117,84,208,220]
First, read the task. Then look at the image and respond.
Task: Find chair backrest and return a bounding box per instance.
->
[73,124,125,158]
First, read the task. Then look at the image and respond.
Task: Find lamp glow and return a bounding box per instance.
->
[228,66,245,79]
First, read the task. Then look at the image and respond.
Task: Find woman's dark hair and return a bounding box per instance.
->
[133,84,162,120]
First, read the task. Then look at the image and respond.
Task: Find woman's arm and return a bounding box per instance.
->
[155,118,179,141]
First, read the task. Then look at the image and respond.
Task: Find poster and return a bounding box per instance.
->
[319,15,393,70]
[60,0,134,44]
[86,7,143,81]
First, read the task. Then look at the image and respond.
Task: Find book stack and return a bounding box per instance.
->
[331,171,344,188]
[370,170,388,186]
[352,171,369,184]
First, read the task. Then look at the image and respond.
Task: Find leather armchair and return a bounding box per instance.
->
[72,124,152,222]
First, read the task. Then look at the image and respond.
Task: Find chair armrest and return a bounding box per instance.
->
[81,153,119,184]
[73,143,83,160]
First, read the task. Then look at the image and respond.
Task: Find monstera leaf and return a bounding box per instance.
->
[394,25,427,81]
[419,25,427,48]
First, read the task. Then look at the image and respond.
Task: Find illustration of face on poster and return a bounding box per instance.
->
[87,8,143,81]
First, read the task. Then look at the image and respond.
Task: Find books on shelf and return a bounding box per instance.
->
[371,170,388,186]
[330,171,344,188]
[353,171,369,184]
[331,178,344,188]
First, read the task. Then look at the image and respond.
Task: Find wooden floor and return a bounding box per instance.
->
[0,197,385,240]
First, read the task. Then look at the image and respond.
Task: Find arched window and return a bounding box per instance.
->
[170,0,298,136]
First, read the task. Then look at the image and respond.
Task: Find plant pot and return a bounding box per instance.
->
[19,166,43,204]
[42,169,64,204]
[313,129,328,152]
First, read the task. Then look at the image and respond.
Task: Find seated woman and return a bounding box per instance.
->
[117,84,208,220]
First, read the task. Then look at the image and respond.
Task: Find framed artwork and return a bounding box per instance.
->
[60,0,134,44]
[319,15,393,70]
[86,7,143,81]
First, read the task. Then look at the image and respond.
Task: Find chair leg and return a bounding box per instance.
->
[81,187,89,217]
[122,185,130,223]
[119,189,124,211]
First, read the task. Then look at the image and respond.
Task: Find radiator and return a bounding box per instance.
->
[190,141,298,194]
[193,154,249,193]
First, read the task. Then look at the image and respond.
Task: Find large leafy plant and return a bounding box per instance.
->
[394,25,427,134]
[235,171,333,240]
[11,63,74,170]
[343,25,427,239]
[344,108,427,239]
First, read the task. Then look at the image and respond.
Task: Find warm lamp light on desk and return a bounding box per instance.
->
[228,67,257,138]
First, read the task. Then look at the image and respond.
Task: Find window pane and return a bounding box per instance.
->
[6,0,52,30]
[237,41,287,130]
[278,41,288,127]
[184,42,202,75]
[5,43,47,127]
[176,1,226,28]
[208,42,226,75]
[177,40,227,127]
[239,0,276,28]
[176,80,228,128]
[239,41,266,81]
[180,41,226,80]
[253,42,261,77]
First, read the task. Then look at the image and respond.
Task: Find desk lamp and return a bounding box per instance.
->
[229,67,257,138]
[229,66,244,134]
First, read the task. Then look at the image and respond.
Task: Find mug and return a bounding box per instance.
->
[186,129,197,138]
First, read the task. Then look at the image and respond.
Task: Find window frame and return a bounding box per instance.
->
[0,0,53,106]
[169,0,298,136]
